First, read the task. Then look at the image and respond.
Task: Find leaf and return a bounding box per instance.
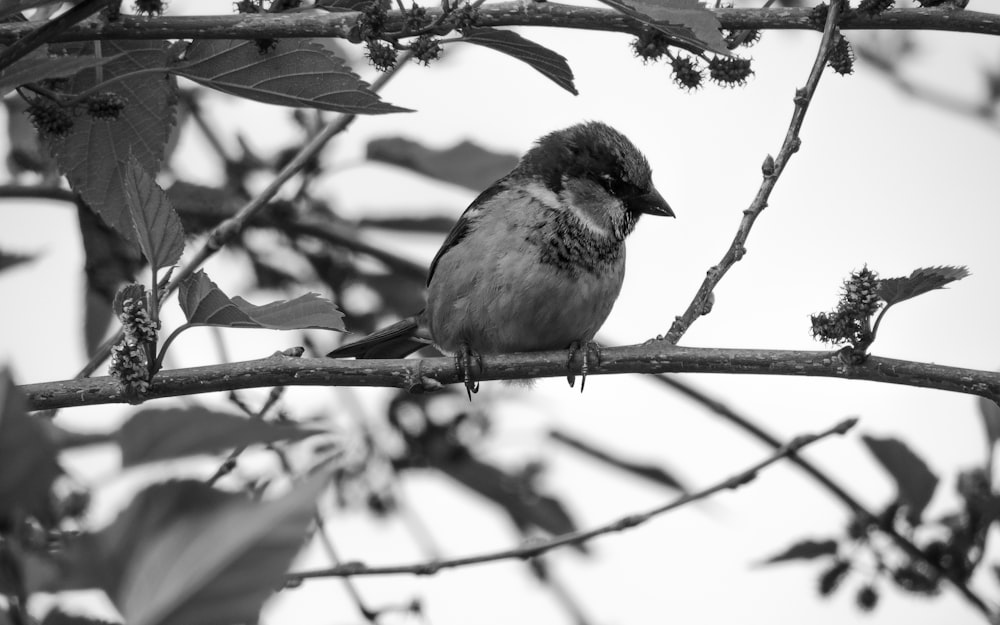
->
[366,136,518,190]
[0,48,116,97]
[40,610,119,625]
[877,265,970,308]
[111,475,328,625]
[166,181,239,235]
[179,270,345,331]
[46,40,178,248]
[980,397,1000,447]
[594,0,728,55]
[0,368,61,524]
[0,0,61,20]
[0,249,33,272]
[550,429,686,491]
[460,28,577,95]
[861,435,939,524]
[116,405,323,467]
[122,155,185,271]
[173,39,408,114]
[760,539,839,564]
[78,205,142,357]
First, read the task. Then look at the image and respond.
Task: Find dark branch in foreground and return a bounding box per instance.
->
[284,418,856,581]
[0,6,995,44]
[21,345,1000,410]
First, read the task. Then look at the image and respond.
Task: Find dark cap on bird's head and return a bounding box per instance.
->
[519,121,674,219]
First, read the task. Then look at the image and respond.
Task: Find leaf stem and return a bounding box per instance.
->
[153,322,193,374]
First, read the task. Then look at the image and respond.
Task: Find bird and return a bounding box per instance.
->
[327,121,674,394]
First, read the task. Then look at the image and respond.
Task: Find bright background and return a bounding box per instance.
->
[1,1,999,624]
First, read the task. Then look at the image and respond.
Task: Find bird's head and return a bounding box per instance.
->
[518,121,674,235]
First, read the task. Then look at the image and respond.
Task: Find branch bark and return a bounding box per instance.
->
[20,345,1000,410]
[0,6,996,45]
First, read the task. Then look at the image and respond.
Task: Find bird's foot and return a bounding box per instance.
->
[566,341,601,392]
[455,344,483,400]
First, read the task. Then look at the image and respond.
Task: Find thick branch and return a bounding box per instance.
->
[20,345,1000,410]
[0,6,996,44]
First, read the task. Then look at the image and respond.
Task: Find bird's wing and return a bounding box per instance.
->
[326,316,430,359]
[427,177,509,286]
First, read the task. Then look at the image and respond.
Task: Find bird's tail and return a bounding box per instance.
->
[326,316,430,359]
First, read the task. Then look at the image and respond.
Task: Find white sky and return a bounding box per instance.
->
[1,1,999,624]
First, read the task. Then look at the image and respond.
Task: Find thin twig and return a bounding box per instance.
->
[74,52,413,378]
[283,418,856,581]
[22,345,1000,410]
[663,0,846,344]
[651,373,992,617]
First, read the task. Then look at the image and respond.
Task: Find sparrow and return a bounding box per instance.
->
[328,121,674,393]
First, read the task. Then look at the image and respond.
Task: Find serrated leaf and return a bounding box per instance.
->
[595,0,728,55]
[0,369,61,524]
[122,155,185,271]
[760,539,839,564]
[116,405,324,466]
[179,270,345,331]
[862,435,938,524]
[111,475,328,625]
[877,265,970,307]
[173,39,408,114]
[0,48,116,96]
[366,136,518,190]
[45,40,178,248]
[461,28,577,95]
[980,397,1000,447]
[0,249,33,272]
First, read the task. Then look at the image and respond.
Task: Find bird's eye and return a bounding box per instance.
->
[596,173,639,198]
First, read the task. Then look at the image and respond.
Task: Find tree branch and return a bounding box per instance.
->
[284,417,856,581]
[20,345,1000,410]
[0,6,996,45]
[664,0,844,344]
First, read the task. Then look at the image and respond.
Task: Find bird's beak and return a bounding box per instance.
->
[630,187,675,217]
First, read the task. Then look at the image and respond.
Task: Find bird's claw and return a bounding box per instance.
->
[566,341,601,392]
[455,345,482,400]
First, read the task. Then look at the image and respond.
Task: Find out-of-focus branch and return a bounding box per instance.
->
[653,373,992,617]
[284,418,855,581]
[21,346,1000,410]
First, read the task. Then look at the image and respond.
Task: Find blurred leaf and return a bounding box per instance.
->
[862,435,938,524]
[173,39,409,114]
[46,40,178,247]
[166,181,239,235]
[111,475,327,625]
[0,0,61,20]
[760,539,838,564]
[40,610,118,625]
[461,28,577,95]
[0,249,33,272]
[437,456,579,541]
[979,397,1000,447]
[366,136,518,191]
[594,0,728,55]
[122,155,185,271]
[116,405,323,466]
[77,205,142,357]
[0,368,61,524]
[0,47,116,96]
[877,266,970,308]
[358,215,456,234]
[179,270,345,331]
[550,429,685,491]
